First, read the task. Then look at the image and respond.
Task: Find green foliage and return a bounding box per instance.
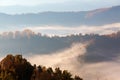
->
[0,54,83,80]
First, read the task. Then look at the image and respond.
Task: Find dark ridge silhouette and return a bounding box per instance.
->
[0,54,82,80]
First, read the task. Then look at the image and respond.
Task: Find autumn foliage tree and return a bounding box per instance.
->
[0,54,82,80]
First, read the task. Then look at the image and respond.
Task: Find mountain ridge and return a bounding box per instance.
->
[0,5,120,27]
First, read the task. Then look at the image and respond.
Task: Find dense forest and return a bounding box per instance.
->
[0,29,120,63]
[0,29,120,54]
[0,54,82,80]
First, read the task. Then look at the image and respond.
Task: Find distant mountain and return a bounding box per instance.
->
[0,6,120,27]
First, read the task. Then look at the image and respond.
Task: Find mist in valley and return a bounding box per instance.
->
[0,5,120,80]
[0,26,120,80]
[26,42,120,80]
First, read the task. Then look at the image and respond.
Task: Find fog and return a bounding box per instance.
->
[27,42,120,80]
[0,41,120,80]
[0,22,120,36]
[0,23,120,80]
[27,42,88,69]
[24,23,120,36]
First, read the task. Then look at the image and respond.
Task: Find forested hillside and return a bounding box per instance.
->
[0,54,82,80]
[0,30,120,64]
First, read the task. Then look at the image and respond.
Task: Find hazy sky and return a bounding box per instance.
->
[0,0,120,14]
[0,0,120,34]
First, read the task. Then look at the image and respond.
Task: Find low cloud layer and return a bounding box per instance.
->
[0,23,120,36]
[27,42,120,80]
[27,42,88,68]
[0,42,120,80]
[25,23,120,36]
